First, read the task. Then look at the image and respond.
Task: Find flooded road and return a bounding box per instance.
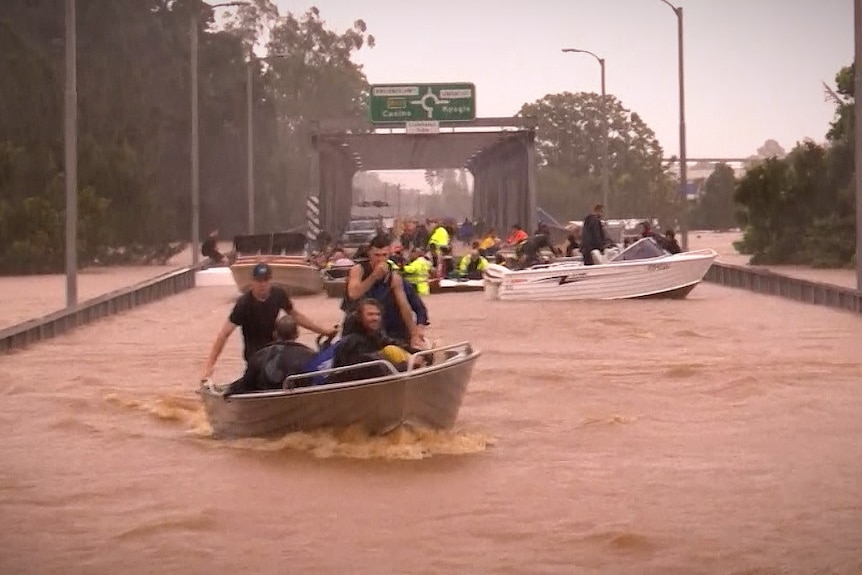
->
[1,275,861,573]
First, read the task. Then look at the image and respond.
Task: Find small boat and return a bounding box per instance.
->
[429,278,485,293]
[198,341,480,439]
[229,231,324,296]
[483,237,717,301]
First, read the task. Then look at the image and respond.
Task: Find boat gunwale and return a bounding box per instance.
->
[199,343,480,403]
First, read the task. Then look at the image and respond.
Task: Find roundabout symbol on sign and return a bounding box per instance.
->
[411,87,449,119]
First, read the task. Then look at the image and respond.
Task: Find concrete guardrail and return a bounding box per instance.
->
[704,262,862,315]
[0,266,199,354]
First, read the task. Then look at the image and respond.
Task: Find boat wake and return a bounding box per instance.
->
[218,424,495,460]
[105,392,494,460]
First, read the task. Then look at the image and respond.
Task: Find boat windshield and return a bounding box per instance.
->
[611,237,667,262]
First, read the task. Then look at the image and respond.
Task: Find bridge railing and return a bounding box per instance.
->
[704,261,861,315]
[0,266,199,354]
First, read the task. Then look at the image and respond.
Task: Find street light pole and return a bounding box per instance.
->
[190,14,200,265]
[246,51,289,235]
[855,0,862,290]
[246,49,254,234]
[659,0,688,250]
[65,0,78,307]
[561,48,610,216]
[190,2,249,264]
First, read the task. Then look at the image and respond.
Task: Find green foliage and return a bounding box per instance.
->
[734,65,857,268]
[690,163,739,231]
[0,0,373,273]
[519,91,679,225]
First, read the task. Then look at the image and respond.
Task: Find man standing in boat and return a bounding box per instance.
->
[342,234,424,349]
[200,262,338,380]
[580,204,611,265]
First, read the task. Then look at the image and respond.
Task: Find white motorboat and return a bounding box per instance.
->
[199,341,480,438]
[482,238,717,301]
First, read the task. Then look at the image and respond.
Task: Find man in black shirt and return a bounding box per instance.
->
[580,204,610,265]
[200,262,337,380]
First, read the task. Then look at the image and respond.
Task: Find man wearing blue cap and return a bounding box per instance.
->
[200,261,337,380]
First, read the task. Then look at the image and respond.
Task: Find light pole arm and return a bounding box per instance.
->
[561,48,603,67]
[658,0,681,15]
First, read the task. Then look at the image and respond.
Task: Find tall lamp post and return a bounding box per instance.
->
[65,0,77,307]
[855,0,862,290]
[853,0,862,291]
[561,48,609,215]
[658,0,688,250]
[246,51,289,235]
[190,1,248,265]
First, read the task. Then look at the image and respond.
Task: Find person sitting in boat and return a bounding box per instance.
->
[639,221,677,253]
[342,234,424,349]
[477,228,501,257]
[327,248,354,268]
[200,262,337,381]
[401,246,433,296]
[515,233,556,268]
[663,229,682,254]
[504,224,529,247]
[579,204,612,265]
[201,230,225,265]
[458,241,489,279]
[330,299,425,383]
[564,226,581,257]
[222,315,317,397]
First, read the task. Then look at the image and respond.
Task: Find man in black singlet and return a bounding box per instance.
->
[342,234,424,349]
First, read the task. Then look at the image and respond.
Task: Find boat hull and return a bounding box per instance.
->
[199,342,480,439]
[430,279,484,293]
[230,256,324,296]
[483,250,717,301]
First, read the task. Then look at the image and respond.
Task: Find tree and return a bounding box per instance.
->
[518,91,678,225]
[690,163,738,231]
[0,1,375,273]
[756,139,787,159]
[734,63,856,267]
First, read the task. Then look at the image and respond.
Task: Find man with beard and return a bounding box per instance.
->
[331,299,425,382]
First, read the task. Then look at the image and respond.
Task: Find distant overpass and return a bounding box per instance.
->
[663,157,751,163]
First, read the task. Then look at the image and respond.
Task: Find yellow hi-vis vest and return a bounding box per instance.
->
[402,256,432,295]
[428,225,450,249]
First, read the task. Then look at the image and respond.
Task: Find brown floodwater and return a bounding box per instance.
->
[1,233,861,574]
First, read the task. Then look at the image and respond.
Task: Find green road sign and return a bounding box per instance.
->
[369,83,476,123]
